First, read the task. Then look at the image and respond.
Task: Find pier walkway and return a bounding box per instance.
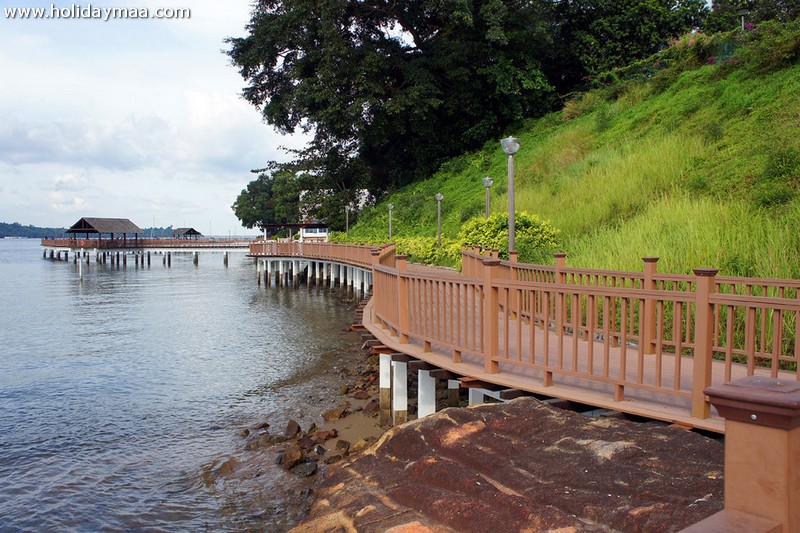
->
[250,241,800,434]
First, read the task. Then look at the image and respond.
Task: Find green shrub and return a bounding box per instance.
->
[459,212,560,263]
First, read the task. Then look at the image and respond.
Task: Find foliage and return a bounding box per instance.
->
[226,0,710,227]
[226,0,556,201]
[0,222,67,239]
[553,0,710,84]
[343,21,800,279]
[231,170,301,229]
[329,232,461,267]
[458,212,560,263]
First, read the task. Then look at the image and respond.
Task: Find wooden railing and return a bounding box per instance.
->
[246,241,800,424]
[41,238,253,249]
[248,240,396,269]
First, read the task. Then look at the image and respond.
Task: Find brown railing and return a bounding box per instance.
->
[41,238,253,249]
[248,240,395,269]
[245,241,800,425]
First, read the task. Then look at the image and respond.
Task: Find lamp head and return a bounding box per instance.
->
[435,193,444,202]
[482,177,494,189]
[500,136,520,155]
[388,204,394,210]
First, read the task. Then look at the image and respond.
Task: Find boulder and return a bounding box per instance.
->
[293,397,724,532]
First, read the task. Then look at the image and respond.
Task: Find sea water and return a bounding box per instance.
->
[0,239,359,531]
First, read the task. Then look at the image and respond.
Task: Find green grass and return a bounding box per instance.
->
[347,24,800,279]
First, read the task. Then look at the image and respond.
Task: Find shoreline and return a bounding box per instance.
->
[202,292,389,531]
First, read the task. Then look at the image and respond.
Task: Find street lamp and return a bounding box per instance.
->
[482,177,494,219]
[345,205,350,242]
[388,203,394,240]
[435,193,444,247]
[500,136,520,253]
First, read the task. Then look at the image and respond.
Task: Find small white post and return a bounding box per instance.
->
[418,369,437,418]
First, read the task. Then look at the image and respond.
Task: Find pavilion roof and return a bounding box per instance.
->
[66,217,143,235]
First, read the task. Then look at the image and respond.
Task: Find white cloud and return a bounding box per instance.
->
[0,0,307,233]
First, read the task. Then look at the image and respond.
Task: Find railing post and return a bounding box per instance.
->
[641,257,659,355]
[483,258,501,374]
[683,376,799,532]
[554,253,567,335]
[692,268,718,419]
[396,255,410,344]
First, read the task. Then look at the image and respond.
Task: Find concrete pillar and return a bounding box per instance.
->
[684,376,800,532]
[392,360,408,425]
[418,369,437,418]
[379,353,392,426]
[468,388,485,406]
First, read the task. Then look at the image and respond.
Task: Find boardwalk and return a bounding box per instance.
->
[252,241,800,433]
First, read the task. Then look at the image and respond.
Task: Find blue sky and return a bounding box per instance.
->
[0,1,307,234]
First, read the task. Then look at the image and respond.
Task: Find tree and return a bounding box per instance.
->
[231,170,300,229]
[226,0,555,202]
[555,0,710,82]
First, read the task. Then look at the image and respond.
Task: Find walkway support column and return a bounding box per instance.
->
[392,359,408,425]
[379,353,392,426]
[683,376,799,532]
[417,369,436,418]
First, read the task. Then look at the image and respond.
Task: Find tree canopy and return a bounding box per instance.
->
[226,0,721,229]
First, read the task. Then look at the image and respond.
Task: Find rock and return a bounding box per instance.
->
[335,439,351,455]
[295,397,724,532]
[321,402,350,422]
[256,421,270,430]
[362,399,380,415]
[285,419,302,438]
[292,462,318,478]
[297,436,317,450]
[238,428,250,438]
[352,390,370,400]
[339,385,351,395]
[305,423,318,436]
[324,454,344,465]
[349,438,373,455]
[315,429,338,441]
[280,444,305,470]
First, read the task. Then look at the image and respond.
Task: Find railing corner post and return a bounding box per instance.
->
[684,377,800,532]
[691,268,718,419]
[396,255,410,344]
[642,257,659,355]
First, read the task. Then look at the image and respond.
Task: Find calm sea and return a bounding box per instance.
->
[0,239,361,531]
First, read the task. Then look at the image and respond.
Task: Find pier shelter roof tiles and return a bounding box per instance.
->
[66,217,142,236]
[172,227,202,238]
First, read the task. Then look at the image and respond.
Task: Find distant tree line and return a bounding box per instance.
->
[227,0,798,230]
[0,223,176,239]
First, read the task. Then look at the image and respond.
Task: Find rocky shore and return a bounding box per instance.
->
[292,397,725,532]
[203,294,725,532]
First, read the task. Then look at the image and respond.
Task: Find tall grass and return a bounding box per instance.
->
[347,25,800,280]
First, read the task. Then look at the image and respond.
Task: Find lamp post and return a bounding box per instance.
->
[435,193,443,247]
[345,205,349,242]
[482,177,493,219]
[500,136,520,253]
[388,203,394,240]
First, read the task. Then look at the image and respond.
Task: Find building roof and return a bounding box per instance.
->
[66,217,143,235]
[172,227,202,236]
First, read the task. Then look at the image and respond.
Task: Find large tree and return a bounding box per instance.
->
[226,1,555,207]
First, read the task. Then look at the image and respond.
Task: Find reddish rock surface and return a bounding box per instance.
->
[293,397,724,532]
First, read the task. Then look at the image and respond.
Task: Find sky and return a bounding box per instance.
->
[0,1,307,235]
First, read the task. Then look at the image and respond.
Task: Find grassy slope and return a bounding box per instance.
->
[347,37,800,278]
